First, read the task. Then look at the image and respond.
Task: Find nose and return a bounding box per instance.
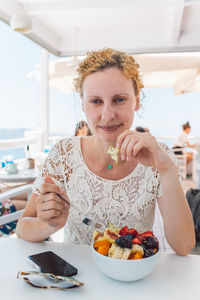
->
[101,102,115,121]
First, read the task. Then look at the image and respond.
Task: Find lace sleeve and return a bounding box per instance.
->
[156,143,182,199]
[32,141,65,195]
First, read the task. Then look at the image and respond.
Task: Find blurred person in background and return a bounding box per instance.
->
[135,126,149,133]
[0,196,26,237]
[173,122,196,165]
[74,120,92,136]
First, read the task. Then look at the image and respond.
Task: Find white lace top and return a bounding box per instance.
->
[33,137,176,245]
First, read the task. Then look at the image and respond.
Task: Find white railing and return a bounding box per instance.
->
[0,135,66,151]
[157,136,200,142]
[0,137,36,149]
[0,135,200,151]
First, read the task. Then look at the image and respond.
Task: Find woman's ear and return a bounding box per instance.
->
[135,96,140,111]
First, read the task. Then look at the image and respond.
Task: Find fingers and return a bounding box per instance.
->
[44,176,55,184]
[37,194,69,223]
[41,182,62,195]
[39,192,67,208]
[37,176,69,223]
[37,207,61,222]
[117,129,132,149]
[120,134,137,161]
[41,176,65,196]
[117,131,153,161]
[132,140,146,158]
[38,198,67,213]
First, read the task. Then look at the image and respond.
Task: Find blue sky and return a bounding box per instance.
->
[0,19,200,138]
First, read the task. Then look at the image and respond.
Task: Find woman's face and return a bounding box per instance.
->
[186,127,191,134]
[82,67,140,143]
[184,127,190,134]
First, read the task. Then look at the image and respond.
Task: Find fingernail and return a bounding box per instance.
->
[60,188,65,194]
[126,156,129,161]
[121,154,124,160]
[116,143,119,148]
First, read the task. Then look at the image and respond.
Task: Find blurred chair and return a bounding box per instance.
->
[191,150,199,186]
[172,147,187,180]
[0,184,32,226]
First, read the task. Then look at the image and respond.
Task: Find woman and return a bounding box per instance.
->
[173,122,196,165]
[16,48,195,255]
[0,198,26,237]
[0,186,27,237]
[74,120,92,136]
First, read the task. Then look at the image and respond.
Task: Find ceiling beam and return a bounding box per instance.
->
[0,0,60,56]
[171,0,185,40]
[28,18,60,56]
[26,0,173,15]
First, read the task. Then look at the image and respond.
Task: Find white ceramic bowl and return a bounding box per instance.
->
[91,245,160,282]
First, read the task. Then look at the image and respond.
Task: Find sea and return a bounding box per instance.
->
[0,128,27,160]
[0,129,65,160]
[0,128,176,161]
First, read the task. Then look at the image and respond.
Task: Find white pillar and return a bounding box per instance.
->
[40,48,49,149]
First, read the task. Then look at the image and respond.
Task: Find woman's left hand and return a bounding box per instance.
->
[117,130,176,174]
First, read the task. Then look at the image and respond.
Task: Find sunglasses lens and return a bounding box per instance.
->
[17,272,83,289]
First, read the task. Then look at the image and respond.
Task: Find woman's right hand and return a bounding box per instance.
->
[36,176,70,229]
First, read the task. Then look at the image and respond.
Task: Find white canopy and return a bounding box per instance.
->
[29,52,200,95]
[1,0,200,57]
[1,1,200,145]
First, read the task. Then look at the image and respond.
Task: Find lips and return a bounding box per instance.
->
[98,124,122,131]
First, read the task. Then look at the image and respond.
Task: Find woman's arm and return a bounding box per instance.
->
[16,177,70,242]
[157,164,196,255]
[117,130,196,255]
[16,193,57,242]
[185,140,196,148]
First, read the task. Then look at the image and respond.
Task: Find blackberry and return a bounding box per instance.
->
[143,248,156,258]
[125,234,134,240]
[142,236,159,249]
[115,236,132,249]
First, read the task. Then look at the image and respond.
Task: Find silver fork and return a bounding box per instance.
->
[59,194,102,229]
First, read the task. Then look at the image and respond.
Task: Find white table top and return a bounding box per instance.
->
[0,238,199,300]
[0,169,37,183]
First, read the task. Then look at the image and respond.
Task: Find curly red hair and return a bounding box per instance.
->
[74,48,144,96]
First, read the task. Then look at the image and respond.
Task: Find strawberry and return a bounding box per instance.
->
[119,226,128,236]
[139,231,154,238]
[119,226,138,237]
[132,237,142,245]
[126,228,138,237]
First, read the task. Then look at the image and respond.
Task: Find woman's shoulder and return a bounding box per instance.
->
[159,142,172,151]
[58,136,80,145]
[55,136,81,153]
[159,142,177,161]
[159,142,173,153]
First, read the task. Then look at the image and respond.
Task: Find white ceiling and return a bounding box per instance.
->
[1,0,200,57]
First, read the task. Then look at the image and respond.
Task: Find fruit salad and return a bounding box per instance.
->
[93,222,159,260]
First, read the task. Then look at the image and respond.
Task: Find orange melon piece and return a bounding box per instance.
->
[93,240,111,249]
[97,246,110,256]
